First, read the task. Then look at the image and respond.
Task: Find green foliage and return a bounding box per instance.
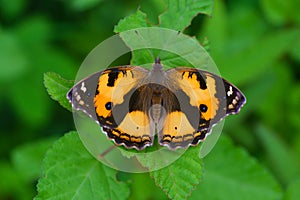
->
[261,0,300,25]
[67,0,103,11]
[0,138,55,200]
[284,179,300,200]
[114,10,149,32]
[148,147,203,200]
[159,0,213,31]
[36,132,130,200]
[11,138,57,182]
[1,0,300,199]
[191,135,282,200]
[255,125,300,185]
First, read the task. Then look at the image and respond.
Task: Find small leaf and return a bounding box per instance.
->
[114,10,148,33]
[35,132,130,200]
[190,135,283,200]
[159,0,213,31]
[44,72,74,111]
[139,146,202,200]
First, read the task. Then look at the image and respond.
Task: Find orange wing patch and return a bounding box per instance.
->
[169,68,220,121]
[94,68,138,119]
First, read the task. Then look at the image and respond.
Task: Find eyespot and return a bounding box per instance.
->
[200,104,208,112]
[105,102,112,110]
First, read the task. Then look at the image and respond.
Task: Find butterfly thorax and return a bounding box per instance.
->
[149,62,165,85]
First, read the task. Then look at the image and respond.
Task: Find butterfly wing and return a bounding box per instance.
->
[159,67,246,149]
[68,66,155,150]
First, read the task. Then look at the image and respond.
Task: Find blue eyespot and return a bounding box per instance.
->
[200,104,208,112]
[105,102,112,110]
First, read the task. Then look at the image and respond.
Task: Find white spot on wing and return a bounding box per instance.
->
[81,82,87,93]
[227,86,233,96]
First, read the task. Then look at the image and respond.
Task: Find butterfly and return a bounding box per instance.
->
[67,58,246,150]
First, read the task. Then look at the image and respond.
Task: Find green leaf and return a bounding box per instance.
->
[11,138,56,182]
[44,72,74,111]
[118,28,217,75]
[140,146,202,200]
[284,179,300,200]
[159,0,213,31]
[35,132,130,200]
[190,135,283,200]
[114,10,148,33]
[255,125,300,185]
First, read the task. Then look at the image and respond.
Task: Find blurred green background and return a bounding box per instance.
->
[1,0,300,199]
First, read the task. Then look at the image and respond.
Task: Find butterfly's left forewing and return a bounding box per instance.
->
[68,66,156,150]
[67,71,102,122]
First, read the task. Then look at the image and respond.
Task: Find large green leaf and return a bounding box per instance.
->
[114,5,215,73]
[117,27,217,75]
[35,132,130,200]
[190,135,282,200]
[138,146,202,200]
[44,72,74,111]
[159,0,213,31]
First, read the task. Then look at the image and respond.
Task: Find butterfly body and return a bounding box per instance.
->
[68,59,246,150]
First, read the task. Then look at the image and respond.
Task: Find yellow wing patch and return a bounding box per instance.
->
[104,111,153,149]
[118,111,151,137]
